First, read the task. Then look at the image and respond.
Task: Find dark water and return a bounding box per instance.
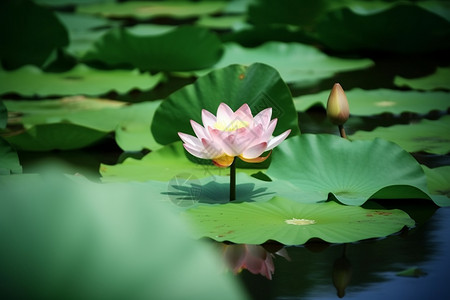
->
[237,207,450,300]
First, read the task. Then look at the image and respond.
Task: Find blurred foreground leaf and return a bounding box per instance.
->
[0,174,247,299]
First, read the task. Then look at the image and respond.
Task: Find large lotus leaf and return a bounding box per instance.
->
[349,115,450,155]
[77,1,227,20]
[0,100,6,129]
[183,196,415,245]
[189,42,374,84]
[422,165,450,207]
[0,0,69,69]
[82,26,222,72]
[3,123,109,151]
[4,98,162,151]
[0,174,246,300]
[152,63,300,146]
[394,67,450,91]
[100,142,263,182]
[294,88,450,115]
[0,138,22,175]
[315,2,450,53]
[0,64,163,97]
[266,134,436,206]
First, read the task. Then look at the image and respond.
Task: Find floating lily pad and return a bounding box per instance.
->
[100,142,263,182]
[0,64,163,97]
[77,1,227,20]
[4,123,109,151]
[4,97,162,151]
[0,0,69,69]
[183,197,415,245]
[294,89,450,115]
[350,115,450,155]
[394,67,450,91]
[83,26,223,72]
[266,134,435,206]
[422,165,450,207]
[315,2,450,53]
[0,138,22,175]
[152,63,300,146]
[190,42,374,84]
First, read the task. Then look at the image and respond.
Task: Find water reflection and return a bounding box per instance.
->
[332,245,352,298]
[221,244,290,280]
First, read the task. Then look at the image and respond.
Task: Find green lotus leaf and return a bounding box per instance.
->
[4,98,162,151]
[394,67,450,91]
[114,100,162,152]
[0,64,163,97]
[100,142,263,182]
[189,42,373,84]
[0,0,69,69]
[35,0,115,5]
[183,197,415,245]
[83,25,223,72]
[422,165,450,207]
[0,174,246,300]
[0,137,22,175]
[3,123,109,151]
[266,134,436,206]
[77,1,227,20]
[350,115,450,155]
[315,2,450,53]
[0,100,6,129]
[195,15,247,30]
[152,63,300,146]
[294,88,450,115]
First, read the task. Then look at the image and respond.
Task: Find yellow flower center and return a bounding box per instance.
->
[285,218,316,225]
[214,119,249,131]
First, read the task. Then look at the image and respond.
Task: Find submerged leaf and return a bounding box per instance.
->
[183,197,415,245]
[350,115,450,155]
[266,134,436,206]
[0,64,163,97]
[294,89,450,115]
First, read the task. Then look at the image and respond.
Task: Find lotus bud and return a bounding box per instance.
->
[327,83,349,126]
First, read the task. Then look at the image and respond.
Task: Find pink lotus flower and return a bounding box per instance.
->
[178,103,291,167]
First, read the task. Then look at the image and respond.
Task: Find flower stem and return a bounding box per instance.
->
[338,125,347,139]
[230,158,236,201]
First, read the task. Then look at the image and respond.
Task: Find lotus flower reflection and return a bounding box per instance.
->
[178,103,291,167]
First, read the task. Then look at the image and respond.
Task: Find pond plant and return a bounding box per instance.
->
[1,0,450,299]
